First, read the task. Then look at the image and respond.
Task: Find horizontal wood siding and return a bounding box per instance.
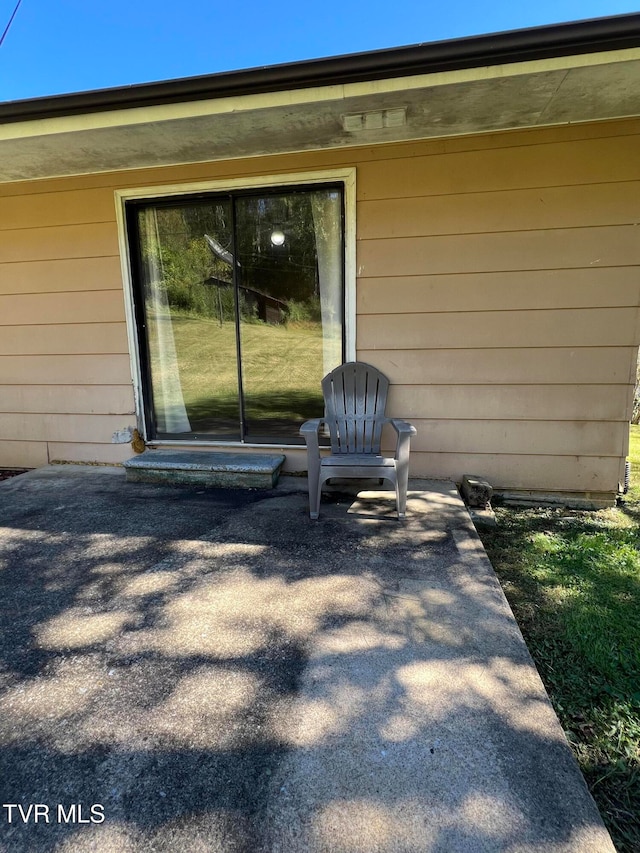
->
[0,324,129,356]
[0,256,125,295]
[0,293,127,326]
[0,385,135,415]
[0,413,136,443]
[387,384,633,422]
[356,121,640,496]
[0,222,120,263]
[357,133,640,199]
[359,308,640,350]
[0,440,49,469]
[47,443,133,464]
[407,452,622,494]
[0,187,117,230]
[0,355,133,385]
[357,227,640,276]
[1,117,638,495]
[0,163,134,467]
[402,420,628,457]
[358,182,640,238]
[358,348,636,385]
[357,268,640,314]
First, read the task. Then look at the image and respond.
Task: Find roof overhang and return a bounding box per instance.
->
[1,13,639,184]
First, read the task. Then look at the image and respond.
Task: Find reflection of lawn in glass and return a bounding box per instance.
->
[154,314,326,435]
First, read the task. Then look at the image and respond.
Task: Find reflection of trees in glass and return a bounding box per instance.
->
[137,189,340,325]
[235,193,320,305]
[138,203,233,319]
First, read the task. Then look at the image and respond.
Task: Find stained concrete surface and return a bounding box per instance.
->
[0,466,615,852]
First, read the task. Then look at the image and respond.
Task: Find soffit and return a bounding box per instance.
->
[0,49,639,183]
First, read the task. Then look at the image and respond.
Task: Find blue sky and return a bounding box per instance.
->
[0,1,638,103]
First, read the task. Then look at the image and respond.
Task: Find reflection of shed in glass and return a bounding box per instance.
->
[203,276,288,325]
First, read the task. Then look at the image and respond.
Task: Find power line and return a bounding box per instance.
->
[0,0,23,50]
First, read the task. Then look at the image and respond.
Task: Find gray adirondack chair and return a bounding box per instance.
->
[300,362,417,519]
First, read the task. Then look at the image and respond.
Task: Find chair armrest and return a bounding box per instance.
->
[389,418,417,437]
[388,418,416,464]
[300,418,324,437]
[300,419,325,457]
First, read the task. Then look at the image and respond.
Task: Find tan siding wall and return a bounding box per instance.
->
[0,293,126,326]
[0,440,49,468]
[362,347,636,385]
[355,121,640,497]
[1,117,639,497]
[358,269,640,313]
[0,324,129,356]
[359,308,640,350]
[0,385,134,414]
[0,177,134,465]
[0,257,125,295]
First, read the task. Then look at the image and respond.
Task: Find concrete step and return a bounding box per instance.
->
[123,450,286,489]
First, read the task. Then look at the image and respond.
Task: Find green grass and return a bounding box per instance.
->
[626,424,640,503]
[476,427,640,852]
[148,313,328,436]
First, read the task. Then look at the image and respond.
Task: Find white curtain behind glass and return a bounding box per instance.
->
[141,208,192,434]
[311,191,343,377]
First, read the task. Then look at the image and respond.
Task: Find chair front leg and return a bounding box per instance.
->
[300,419,324,519]
[391,420,416,520]
[311,470,324,520]
[396,459,409,518]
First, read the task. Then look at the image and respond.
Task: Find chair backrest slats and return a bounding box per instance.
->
[322,362,389,455]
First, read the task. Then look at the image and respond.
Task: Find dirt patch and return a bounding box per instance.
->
[0,469,28,482]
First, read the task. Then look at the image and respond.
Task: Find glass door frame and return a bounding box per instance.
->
[116,169,356,448]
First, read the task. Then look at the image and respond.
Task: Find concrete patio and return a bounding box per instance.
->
[0,465,615,852]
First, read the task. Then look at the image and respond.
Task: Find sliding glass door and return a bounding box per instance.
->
[127,184,344,443]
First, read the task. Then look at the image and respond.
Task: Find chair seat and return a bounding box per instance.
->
[321,454,396,468]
